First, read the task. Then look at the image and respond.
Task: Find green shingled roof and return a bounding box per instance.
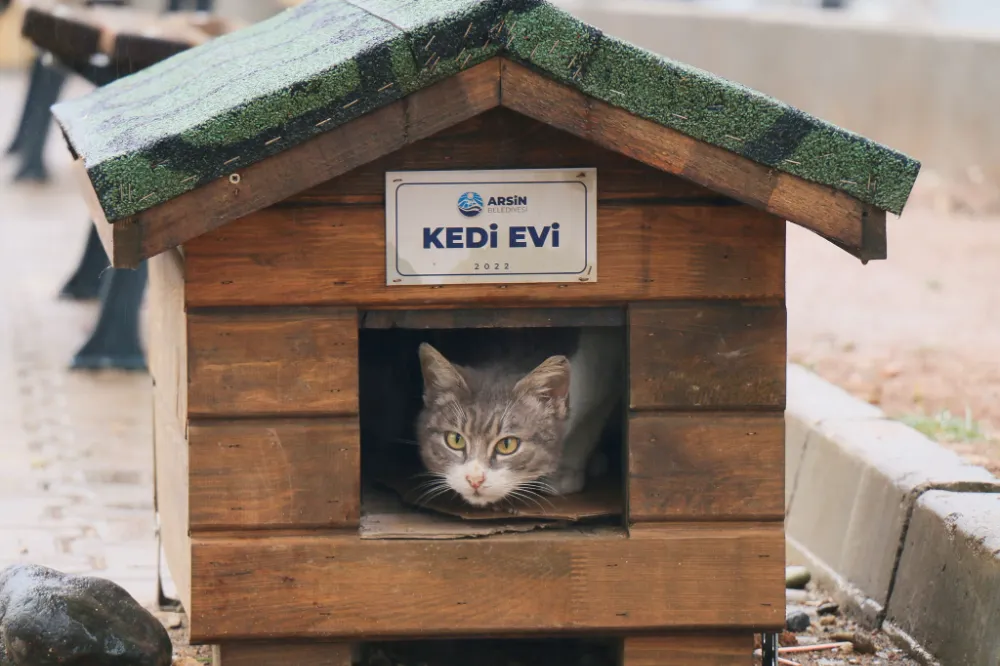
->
[52,0,920,223]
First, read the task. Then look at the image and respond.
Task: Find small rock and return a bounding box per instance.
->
[786,610,811,632]
[817,601,840,616]
[820,615,837,626]
[173,659,201,666]
[0,563,172,666]
[829,631,876,654]
[785,565,811,589]
[164,613,184,630]
[786,588,809,603]
[778,631,799,647]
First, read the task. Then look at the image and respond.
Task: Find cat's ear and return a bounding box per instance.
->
[514,355,570,414]
[418,343,468,403]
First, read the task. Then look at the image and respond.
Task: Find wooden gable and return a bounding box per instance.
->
[74,59,887,269]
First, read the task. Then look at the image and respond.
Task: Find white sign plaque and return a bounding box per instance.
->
[385,168,597,286]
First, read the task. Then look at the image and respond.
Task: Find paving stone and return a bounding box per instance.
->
[0,71,158,605]
[886,491,1000,666]
[786,416,999,614]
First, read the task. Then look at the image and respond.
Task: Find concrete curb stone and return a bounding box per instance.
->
[886,491,1000,666]
[785,364,1000,665]
[785,364,884,509]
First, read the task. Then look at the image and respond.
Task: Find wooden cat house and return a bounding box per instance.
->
[52,1,919,663]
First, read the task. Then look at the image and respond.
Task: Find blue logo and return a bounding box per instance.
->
[457,191,484,217]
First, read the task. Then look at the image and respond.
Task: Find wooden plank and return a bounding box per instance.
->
[214,643,352,666]
[148,249,192,612]
[500,58,881,262]
[188,524,784,641]
[360,307,624,329]
[286,108,725,207]
[88,59,502,268]
[628,413,784,522]
[628,303,786,411]
[188,418,360,531]
[187,308,359,417]
[622,634,752,666]
[184,203,783,307]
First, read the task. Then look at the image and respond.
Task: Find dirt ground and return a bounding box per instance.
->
[786,198,1000,476]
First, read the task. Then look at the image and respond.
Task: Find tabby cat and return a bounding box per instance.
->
[415,327,623,507]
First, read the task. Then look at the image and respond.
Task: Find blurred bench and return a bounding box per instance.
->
[17,0,240,370]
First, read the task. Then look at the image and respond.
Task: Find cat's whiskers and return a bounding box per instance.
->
[521,479,559,496]
[505,486,552,511]
[407,473,453,506]
[410,482,454,506]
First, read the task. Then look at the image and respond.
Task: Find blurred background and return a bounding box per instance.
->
[0,0,997,651]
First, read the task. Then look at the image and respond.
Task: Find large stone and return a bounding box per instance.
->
[786,415,998,618]
[0,564,171,666]
[886,491,1000,666]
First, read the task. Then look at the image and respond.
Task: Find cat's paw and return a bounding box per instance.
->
[548,468,586,496]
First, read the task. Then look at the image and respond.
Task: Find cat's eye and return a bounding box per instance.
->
[444,432,466,450]
[495,436,521,455]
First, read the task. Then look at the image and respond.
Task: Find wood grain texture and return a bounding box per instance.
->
[500,58,880,262]
[187,308,359,417]
[360,307,624,329]
[148,249,191,611]
[622,634,753,666]
[184,204,783,308]
[88,59,501,268]
[286,108,721,207]
[188,419,360,531]
[213,643,352,666]
[628,303,786,411]
[188,525,784,641]
[628,413,784,522]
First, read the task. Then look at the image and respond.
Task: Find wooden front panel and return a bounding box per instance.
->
[184,109,785,308]
[628,414,784,522]
[628,303,786,411]
[148,250,192,611]
[188,525,783,641]
[187,308,359,417]
[622,634,752,666]
[188,419,360,531]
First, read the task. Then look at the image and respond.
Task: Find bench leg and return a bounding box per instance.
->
[13,57,67,183]
[213,643,354,666]
[622,634,753,666]
[60,225,109,300]
[71,261,148,371]
[6,55,44,155]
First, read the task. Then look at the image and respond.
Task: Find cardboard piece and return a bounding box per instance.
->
[360,485,572,540]
[367,458,621,535]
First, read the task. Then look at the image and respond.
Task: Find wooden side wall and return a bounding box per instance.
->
[149,250,192,612]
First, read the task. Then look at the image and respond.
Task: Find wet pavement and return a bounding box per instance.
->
[0,70,167,605]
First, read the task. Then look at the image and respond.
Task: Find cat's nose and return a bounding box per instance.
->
[465,473,486,490]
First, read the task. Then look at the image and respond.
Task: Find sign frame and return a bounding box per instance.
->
[385,168,597,286]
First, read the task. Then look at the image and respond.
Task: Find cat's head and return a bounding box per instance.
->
[415,342,570,507]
